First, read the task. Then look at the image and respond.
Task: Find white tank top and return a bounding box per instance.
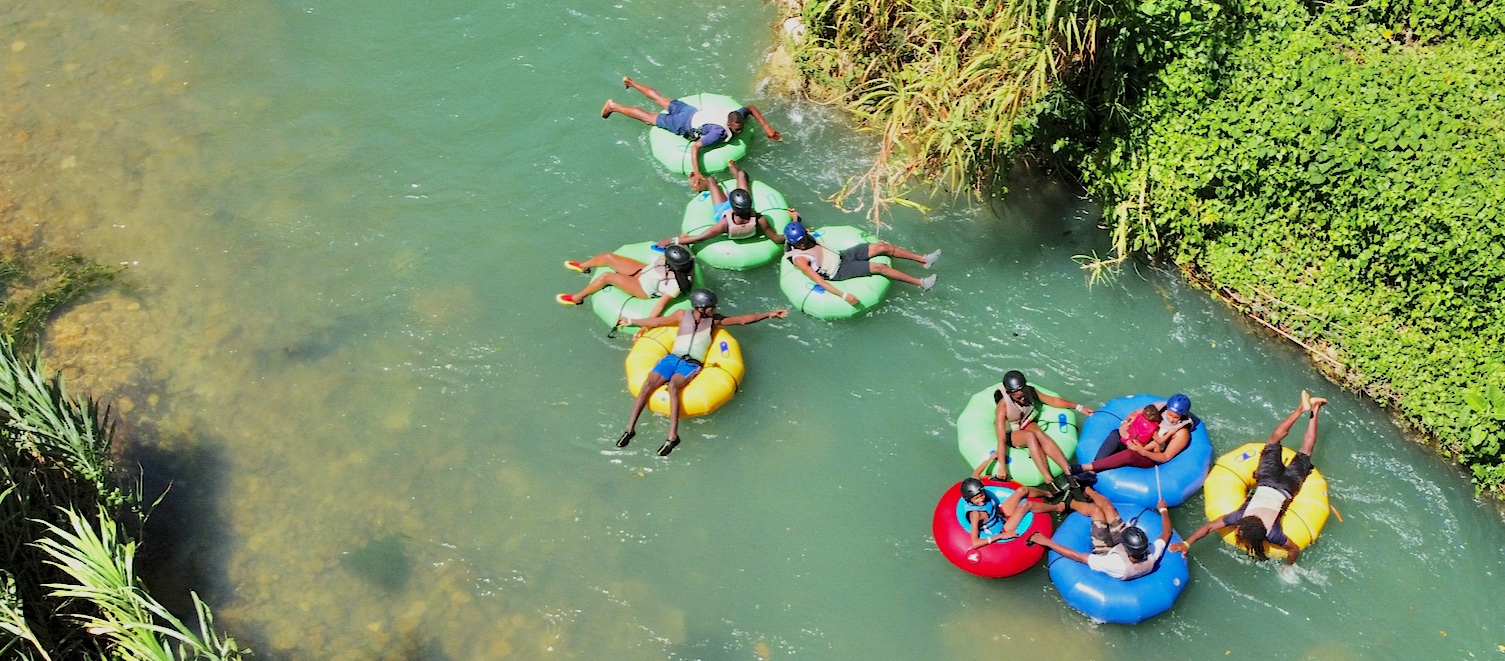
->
[671,311,714,360]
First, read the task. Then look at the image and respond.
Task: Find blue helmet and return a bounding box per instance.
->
[1166,393,1191,416]
[783,220,810,245]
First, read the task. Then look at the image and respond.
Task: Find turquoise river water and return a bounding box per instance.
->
[4,0,1503,659]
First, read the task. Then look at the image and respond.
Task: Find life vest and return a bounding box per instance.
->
[786,242,842,279]
[725,209,758,239]
[636,257,681,299]
[960,491,1005,535]
[999,387,1043,430]
[670,310,715,362]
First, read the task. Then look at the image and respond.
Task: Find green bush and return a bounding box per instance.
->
[1082,5,1505,496]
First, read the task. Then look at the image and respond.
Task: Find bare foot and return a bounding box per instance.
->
[600,100,615,119]
[622,75,634,89]
[1309,395,1328,411]
[727,158,741,174]
[1300,389,1312,412]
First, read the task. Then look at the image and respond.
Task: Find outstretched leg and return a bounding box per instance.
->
[728,159,752,193]
[579,252,646,274]
[623,76,672,108]
[869,262,924,287]
[622,373,668,445]
[1300,396,1326,456]
[572,271,650,301]
[1266,395,1309,446]
[869,242,941,268]
[601,99,659,124]
[1026,532,1091,565]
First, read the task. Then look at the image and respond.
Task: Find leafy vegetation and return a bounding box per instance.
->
[0,332,245,659]
[786,0,1505,496]
[1079,3,1505,497]
[791,0,1103,216]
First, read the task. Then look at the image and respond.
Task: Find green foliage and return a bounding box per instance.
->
[0,335,244,659]
[0,253,122,354]
[791,0,1104,216]
[1082,3,1505,495]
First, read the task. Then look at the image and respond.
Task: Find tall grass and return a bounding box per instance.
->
[793,0,1102,220]
[0,334,244,660]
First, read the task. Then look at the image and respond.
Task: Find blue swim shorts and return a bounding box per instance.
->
[655,99,699,139]
[651,354,702,380]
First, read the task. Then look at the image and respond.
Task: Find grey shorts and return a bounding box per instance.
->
[832,244,875,281]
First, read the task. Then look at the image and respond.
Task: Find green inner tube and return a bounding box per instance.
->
[586,242,701,332]
[680,178,791,271]
[648,93,749,176]
[777,225,891,320]
[956,385,1080,487]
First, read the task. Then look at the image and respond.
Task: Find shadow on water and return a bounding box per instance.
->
[271,311,376,365]
[122,413,279,656]
[340,532,414,593]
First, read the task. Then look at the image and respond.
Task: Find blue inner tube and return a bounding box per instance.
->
[1046,507,1189,625]
[1075,394,1213,508]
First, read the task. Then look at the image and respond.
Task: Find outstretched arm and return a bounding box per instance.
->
[1281,540,1301,565]
[1037,392,1094,416]
[646,295,672,319]
[757,214,784,243]
[793,258,857,306]
[717,309,788,327]
[659,220,729,248]
[1156,499,1174,546]
[742,105,781,141]
[1169,515,1232,554]
[972,454,998,479]
[618,310,684,329]
[688,141,705,180]
[1027,532,1090,565]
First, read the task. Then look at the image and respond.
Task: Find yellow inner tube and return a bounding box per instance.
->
[624,326,744,417]
[1203,442,1330,557]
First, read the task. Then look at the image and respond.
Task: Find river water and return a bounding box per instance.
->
[4,0,1502,659]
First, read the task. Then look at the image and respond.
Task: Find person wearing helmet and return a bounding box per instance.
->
[782,215,941,306]
[601,76,782,182]
[985,370,1095,493]
[1074,394,1199,478]
[960,477,1065,550]
[557,244,696,318]
[659,160,784,249]
[1025,489,1174,581]
[612,289,788,457]
[1173,391,1328,565]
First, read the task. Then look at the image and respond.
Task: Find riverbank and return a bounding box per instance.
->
[770,0,1505,499]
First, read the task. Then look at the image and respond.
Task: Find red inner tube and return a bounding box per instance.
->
[931,477,1054,578]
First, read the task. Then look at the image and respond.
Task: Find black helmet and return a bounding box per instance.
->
[728,188,753,216]
[959,478,987,502]
[1001,370,1028,393]
[690,288,718,309]
[1121,526,1151,560]
[664,245,694,271]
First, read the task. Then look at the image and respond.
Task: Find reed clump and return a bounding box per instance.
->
[0,333,244,659]
[789,0,1101,218]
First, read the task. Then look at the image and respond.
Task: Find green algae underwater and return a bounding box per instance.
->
[4,0,1504,658]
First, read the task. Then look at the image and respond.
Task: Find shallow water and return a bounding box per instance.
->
[5,0,1504,659]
